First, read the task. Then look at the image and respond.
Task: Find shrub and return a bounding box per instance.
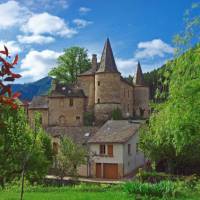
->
[84,112,94,126]
[136,169,176,183]
[123,180,176,197]
[111,108,123,120]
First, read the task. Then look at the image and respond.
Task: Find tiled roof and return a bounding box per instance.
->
[133,61,144,86]
[79,63,100,76]
[88,120,145,144]
[96,38,119,73]
[46,126,98,145]
[50,84,86,98]
[29,96,48,109]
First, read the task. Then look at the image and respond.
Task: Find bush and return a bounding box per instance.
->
[83,112,94,126]
[136,169,177,183]
[111,108,123,120]
[123,181,176,197]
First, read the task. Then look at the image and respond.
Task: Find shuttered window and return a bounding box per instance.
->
[108,144,113,157]
[100,144,105,155]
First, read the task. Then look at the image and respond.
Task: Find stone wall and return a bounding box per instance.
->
[95,73,121,104]
[120,80,134,118]
[94,103,121,122]
[77,75,95,111]
[133,86,150,118]
[48,97,85,126]
[28,108,48,128]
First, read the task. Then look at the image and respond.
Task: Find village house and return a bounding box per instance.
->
[28,38,149,179]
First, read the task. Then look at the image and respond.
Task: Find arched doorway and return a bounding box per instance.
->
[59,115,66,126]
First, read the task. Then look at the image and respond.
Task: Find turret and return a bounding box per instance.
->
[132,62,150,118]
[95,38,121,122]
[133,61,144,86]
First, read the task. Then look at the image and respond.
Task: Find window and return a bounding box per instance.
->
[98,81,100,86]
[53,142,58,154]
[124,88,125,97]
[128,104,130,112]
[100,144,105,155]
[76,116,80,120]
[128,90,129,98]
[108,144,113,157]
[69,98,73,107]
[128,144,131,155]
[98,98,100,103]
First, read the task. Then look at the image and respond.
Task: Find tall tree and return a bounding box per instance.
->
[140,2,200,174]
[55,136,87,184]
[49,47,91,84]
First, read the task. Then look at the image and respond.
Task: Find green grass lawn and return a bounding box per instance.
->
[0,184,200,200]
[0,187,131,200]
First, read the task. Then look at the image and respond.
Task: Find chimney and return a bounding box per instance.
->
[92,54,97,69]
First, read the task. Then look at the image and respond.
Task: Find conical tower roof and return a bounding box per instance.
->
[133,61,144,85]
[96,38,119,73]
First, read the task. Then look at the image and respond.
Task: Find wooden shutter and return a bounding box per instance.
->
[108,144,113,157]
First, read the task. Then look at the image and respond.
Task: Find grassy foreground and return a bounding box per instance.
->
[0,182,200,200]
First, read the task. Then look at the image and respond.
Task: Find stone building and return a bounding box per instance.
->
[28,38,149,127]
[28,38,149,179]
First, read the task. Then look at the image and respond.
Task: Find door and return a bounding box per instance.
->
[103,164,118,179]
[96,163,102,178]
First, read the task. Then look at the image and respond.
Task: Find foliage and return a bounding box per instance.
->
[56,136,87,182]
[0,107,53,189]
[83,112,95,126]
[0,46,21,109]
[111,108,123,120]
[173,2,200,55]
[140,2,200,175]
[140,44,200,174]
[136,169,176,184]
[49,47,91,84]
[123,180,176,198]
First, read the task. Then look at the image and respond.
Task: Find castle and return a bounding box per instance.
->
[28,38,149,127]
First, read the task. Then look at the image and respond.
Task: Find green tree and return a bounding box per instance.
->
[49,47,91,84]
[140,2,200,174]
[56,136,87,184]
[0,106,53,200]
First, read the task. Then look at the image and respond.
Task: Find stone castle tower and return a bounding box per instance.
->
[28,38,150,127]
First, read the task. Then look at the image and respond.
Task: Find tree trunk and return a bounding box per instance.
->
[20,166,25,200]
[0,177,5,189]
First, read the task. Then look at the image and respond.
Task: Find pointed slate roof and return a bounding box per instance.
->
[133,61,144,85]
[96,38,119,73]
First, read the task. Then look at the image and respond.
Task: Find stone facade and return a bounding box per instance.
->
[28,38,149,127]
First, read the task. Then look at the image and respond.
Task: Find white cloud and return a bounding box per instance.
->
[19,0,69,10]
[21,12,77,38]
[79,7,91,14]
[20,50,62,81]
[135,39,174,59]
[116,58,138,77]
[17,35,55,44]
[0,40,22,54]
[73,19,93,29]
[0,1,31,29]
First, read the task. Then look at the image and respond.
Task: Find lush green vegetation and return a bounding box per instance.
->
[49,47,91,84]
[1,179,200,200]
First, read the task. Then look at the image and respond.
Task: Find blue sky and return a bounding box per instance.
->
[0,0,195,83]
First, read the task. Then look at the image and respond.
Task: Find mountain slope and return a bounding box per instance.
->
[12,77,52,101]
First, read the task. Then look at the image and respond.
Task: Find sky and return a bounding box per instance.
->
[0,0,195,83]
